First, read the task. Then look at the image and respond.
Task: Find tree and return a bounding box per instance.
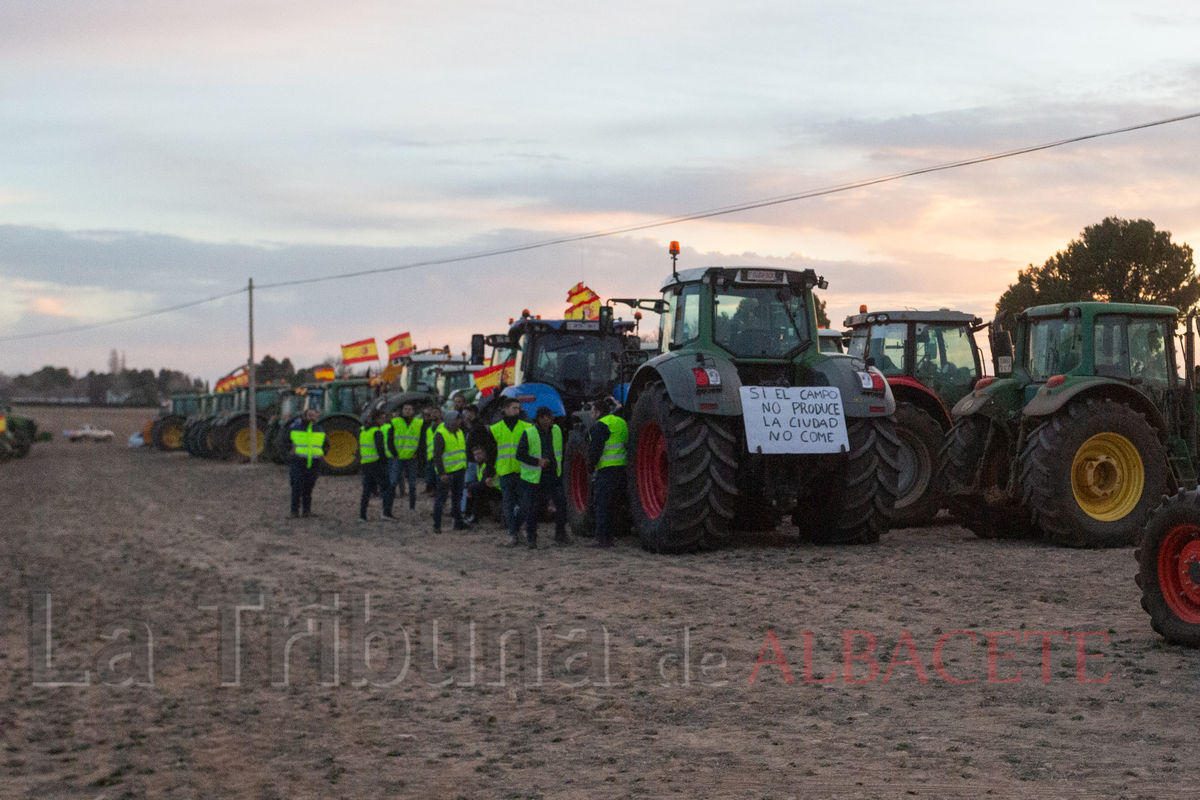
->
[815,297,831,328]
[996,217,1199,328]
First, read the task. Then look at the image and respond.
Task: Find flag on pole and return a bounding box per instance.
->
[471,358,516,397]
[341,338,379,365]
[565,283,600,320]
[386,332,414,361]
[313,366,335,381]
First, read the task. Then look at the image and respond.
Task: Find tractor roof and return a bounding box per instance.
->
[1024,300,1179,318]
[660,266,822,291]
[843,309,982,328]
[508,317,637,338]
[434,363,488,373]
[818,328,845,338]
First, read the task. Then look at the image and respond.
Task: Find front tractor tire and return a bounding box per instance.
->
[563,427,595,538]
[800,416,901,545]
[1020,398,1166,548]
[153,415,186,451]
[1136,492,1200,647]
[224,415,266,462]
[939,416,1032,539]
[891,402,944,527]
[626,381,739,553]
[320,416,362,476]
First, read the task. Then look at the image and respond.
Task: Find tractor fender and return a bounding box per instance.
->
[951,377,1022,422]
[887,377,952,429]
[500,383,566,419]
[811,359,896,418]
[1023,378,1169,438]
[628,352,744,415]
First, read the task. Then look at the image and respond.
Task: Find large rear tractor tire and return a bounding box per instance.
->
[224,415,266,462]
[321,416,362,476]
[1136,492,1200,647]
[563,427,595,538]
[153,415,186,451]
[1020,398,1166,548]
[626,381,739,553]
[939,416,1033,539]
[802,416,901,545]
[891,402,944,527]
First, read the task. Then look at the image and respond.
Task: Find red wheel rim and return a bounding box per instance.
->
[569,451,590,513]
[1158,523,1200,624]
[637,421,668,520]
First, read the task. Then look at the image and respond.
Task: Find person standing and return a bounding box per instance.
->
[288,406,327,518]
[432,409,469,533]
[460,404,492,523]
[389,402,422,511]
[489,397,529,546]
[418,405,443,495]
[516,406,569,549]
[359,408,395,522]
[588,397,627,547]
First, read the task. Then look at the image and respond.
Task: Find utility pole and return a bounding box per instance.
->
[248,278,257,465]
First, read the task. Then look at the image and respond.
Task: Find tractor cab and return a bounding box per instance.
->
[433,361,488,407]
[393,349,453,394]
[818,328,845,353]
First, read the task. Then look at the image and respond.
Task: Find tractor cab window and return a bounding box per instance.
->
[713,285,809,358]
[1094,315,1172,388]
[850,323,907,374]
[915,324,976,389]
[673,285,701,347]
[525,332,624,396]
[659,290,677,350]
[255,391,275,410]
[1027,317,1083,381]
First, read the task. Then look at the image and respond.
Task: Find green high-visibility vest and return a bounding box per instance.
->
[426,423,437,460]
[391,416,422,459]
[359,426,380,464]
[490,419,530,477]
[519,424,563,484]
[438,425,467,473]
[290,423,325,468]
[597,415,627,469]
[381,424,396,460]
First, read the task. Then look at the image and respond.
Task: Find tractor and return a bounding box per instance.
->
[1135,490,1200,647]
[569,251,900,552]
[149,392,200,452]
[0,402,39,459]
[942,301,1196,547]
[312,377,379,475]
[818,328,846,354]
[208,384,287,461]
[183,392,235,458]
[843,309,988,526]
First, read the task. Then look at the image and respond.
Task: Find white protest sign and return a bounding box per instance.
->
[739,386,849,454]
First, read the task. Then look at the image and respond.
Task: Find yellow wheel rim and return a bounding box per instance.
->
[234,427,264,457]
[163,424,183,449]
[1070,432,1144,521]
[325,429,358,468]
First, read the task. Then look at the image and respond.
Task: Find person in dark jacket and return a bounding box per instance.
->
[587,397,626,547]
[417,405,443,495]
[432,409,469,532]
[287,406,328,518]
[489,397,529,546]
[359,408,395,522]
[516,406,569,549]
[461,403,496,523]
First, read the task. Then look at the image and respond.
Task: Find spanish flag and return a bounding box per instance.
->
[386,332,414,362]
[472,358,516,397]
[215,366,248,393]
[341,338,379,365]
[565,283,600,320]
[313,366,335,381]
[501,358,516,385]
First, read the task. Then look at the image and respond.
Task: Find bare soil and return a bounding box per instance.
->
[2,406,1198,799]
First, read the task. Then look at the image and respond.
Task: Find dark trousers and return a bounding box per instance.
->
[424,461,438,493]
[499,473,521,537]
[389,457,418,510]
[593,466,624,544]
[433,470,465,529]
[360,460,393,519]
[522,474,567,542]
[289,458,320,515]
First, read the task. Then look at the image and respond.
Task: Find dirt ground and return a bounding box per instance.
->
[2,405,1198,799]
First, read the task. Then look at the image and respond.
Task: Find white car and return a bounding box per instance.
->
[64,424,115,442]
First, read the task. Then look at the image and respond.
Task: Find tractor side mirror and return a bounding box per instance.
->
[470,334,486,365]
[599,305,614,335]
[990,322,1014,376]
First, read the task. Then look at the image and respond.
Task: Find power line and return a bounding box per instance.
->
[4,110,1199,342]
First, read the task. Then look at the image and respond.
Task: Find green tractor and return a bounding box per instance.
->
[183,392,235,458]
[314,378,379,475]
[149,392,200,451]
[210,384,287,461]
[942,301,1193,547]
[0,405,39,459]
[843,309,988,526]
[585,255,900,552]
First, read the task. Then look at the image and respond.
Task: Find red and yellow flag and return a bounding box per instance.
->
[472,358,516,397]
[501,358,516,385]
[341,338,379,365]
[386,332,414,361]
[313,366,335,381]
[215,366,248,393]
[565,283,600,320]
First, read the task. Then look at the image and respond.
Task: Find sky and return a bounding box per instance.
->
[2,0,1199,382]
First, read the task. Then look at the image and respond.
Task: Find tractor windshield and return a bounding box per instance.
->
[848,323,907,373]
[713,286,810,358]
[440,371,475,394]
[1027,317,1083,381]
[915,324,978,406]
[1093,315,1173,389]
[524,332,623,395]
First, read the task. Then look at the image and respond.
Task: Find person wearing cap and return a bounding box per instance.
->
[588,397,626,547]
[389,402,422,512]
[432,409,469,533]
[516,406,569,549]
[287,405,328,518]
[359,408,395,522]
[489,397,529,546]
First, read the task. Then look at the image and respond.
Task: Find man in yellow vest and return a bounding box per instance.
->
[588,397,627,547]
[359,408,395,522]
[489,397,529,546]
[516,406,569,549]
[389,402,422,512]
[432,409,469,533]
[288,406,328,518]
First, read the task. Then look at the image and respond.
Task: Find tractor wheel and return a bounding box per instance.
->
[1136,492,1200,647]
[803,416,901,545]
[563,427,595,538]
[321,416,362,476]
[939,416,1032,539]
[0,434,13,462]
[201,422,220,459]
[153,415,186,451]
[626,381,738,553]
[225,416,265,462]
[891,402,944,528]
[1020,398,1166,548]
